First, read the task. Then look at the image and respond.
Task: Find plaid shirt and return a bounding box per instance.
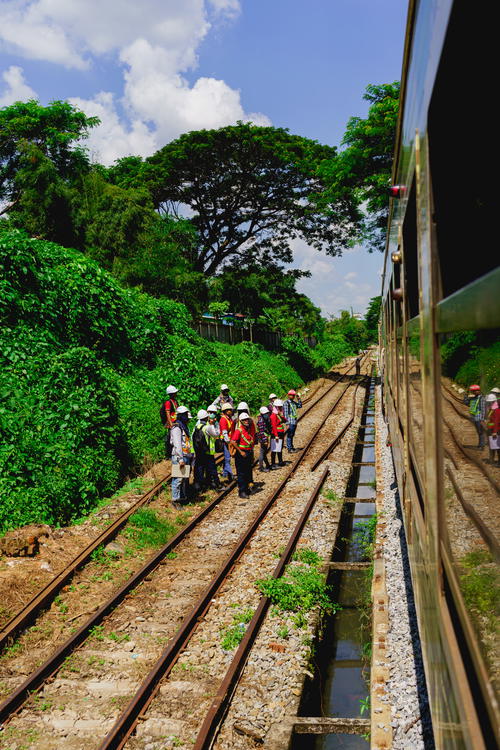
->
[283,397,302,426]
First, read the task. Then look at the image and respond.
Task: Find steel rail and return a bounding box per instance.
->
[0,359,356,654]
[410,379,500,495]
[445,467,500,562]
[310,377,368,471]
[192,467,330,750]
[0,473,171,652]
[0,358,365,730]
[96,364,366,750]
[0,477,238,724]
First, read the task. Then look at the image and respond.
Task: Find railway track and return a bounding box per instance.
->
[409,379,500,561]
[0,359,370,749]
[0,358,359,655]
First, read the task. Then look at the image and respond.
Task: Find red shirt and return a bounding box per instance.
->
[165,398,178,424]
[270,411,287,437]
[231,422,256,450]
[487,407,500,433]
[219,414,234,435]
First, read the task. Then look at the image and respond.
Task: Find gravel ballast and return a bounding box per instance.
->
[376,385,435,749]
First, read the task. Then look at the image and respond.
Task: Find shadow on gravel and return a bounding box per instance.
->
[391,477,436,749]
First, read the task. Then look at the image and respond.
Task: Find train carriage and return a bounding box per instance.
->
[381,1,499,748]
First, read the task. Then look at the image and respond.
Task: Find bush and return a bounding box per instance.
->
[281,335,319,381]
[312,335,352,371]
[0,229,308,532]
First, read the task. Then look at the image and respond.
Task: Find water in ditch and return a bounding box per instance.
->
[291,378,376,749]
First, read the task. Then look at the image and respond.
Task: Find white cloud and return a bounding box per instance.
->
[69,91,157,165]
[0,65,37,106]
[0,1,265,164]
[290,238,382,317]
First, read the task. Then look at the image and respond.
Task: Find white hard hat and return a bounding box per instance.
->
[197,409,209,420]
[220,384,229,391]
[486,394,497,402]
[221,402,233,411]
[237,402,249,410]
[259,406,269,414]
[166,385,178,394]
[269,393,277,400]
[177,405,189,414]
[491,387,500,394]
[239,412,250,420]
[274,399,283,407]
[207,404,218,413]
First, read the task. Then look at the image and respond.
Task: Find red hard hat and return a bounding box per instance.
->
[469,384,480,390]
[288,389,296,396]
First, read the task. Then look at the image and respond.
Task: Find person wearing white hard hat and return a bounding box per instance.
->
[270,399,287,468]
[192,409,222,491]
[283,389,302,452]
[230,412,256,498]
[485,393,500,464]
[219,403,235,482]
[256,406,272,472]
[160,385,179,459]
[170,405,193,507]
[212,384,234,410]
[235,401,256,487]
[268,393,278,415]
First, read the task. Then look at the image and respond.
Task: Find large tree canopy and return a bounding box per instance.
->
[145,122,358,275]
[319,82,400,252]
[0,99,99,243]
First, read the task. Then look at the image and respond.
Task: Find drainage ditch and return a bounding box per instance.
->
[292,375,376,749]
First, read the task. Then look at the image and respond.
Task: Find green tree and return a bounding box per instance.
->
[0,99,99,241]
[115,215,205,313]
[145,122,358,275]
[326,310,367,353]
[208,260,323,337]
[320,82,400,252]
[364,295,381,342]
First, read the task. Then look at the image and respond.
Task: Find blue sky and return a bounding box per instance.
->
[0,0,407,317]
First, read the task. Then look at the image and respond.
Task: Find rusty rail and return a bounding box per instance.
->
[96,363,367,750]
[192,467,330,750]
[0,356,368,734]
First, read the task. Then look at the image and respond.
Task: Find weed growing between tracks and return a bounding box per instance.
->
[220,607,255,651]
[256,550,339,626]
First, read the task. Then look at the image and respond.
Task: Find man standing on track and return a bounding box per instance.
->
[230,412,256,498]
[467,384,486,449]
[170,405,193,508]
[270,399,287,468]
[160,385,179,459]
[257,406,272,472]
[211,384,234,411]
[283,390,302,453]
[219,402,235,482]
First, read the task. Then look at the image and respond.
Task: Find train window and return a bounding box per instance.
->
[427,4,495,299]
[408,328,425,473]
[438,326,500,716]
[402,179,419,319]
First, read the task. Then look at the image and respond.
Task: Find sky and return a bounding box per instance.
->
[0,0,408,317]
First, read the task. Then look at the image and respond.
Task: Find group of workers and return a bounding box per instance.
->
[465,384,500,464]
[161,384,303,508]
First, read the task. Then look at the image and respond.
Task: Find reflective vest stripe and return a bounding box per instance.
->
[202,424,216,455]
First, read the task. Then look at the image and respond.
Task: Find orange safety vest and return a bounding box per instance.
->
[272,412,287,434]
[232,424,255,450]
[220,415,234,434]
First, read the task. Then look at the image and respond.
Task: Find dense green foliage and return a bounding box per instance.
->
[0,230,304,533]
[319,83,400,252]
[145,122,358,275]
[441,330,500,391]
